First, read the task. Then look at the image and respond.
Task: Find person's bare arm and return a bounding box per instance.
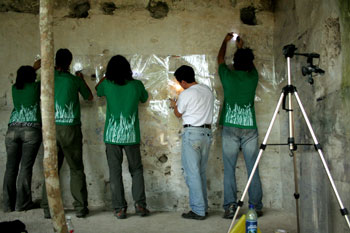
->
[236,36,244,49]
[33,59,41,71]
[169,98,182,118]
[95,76,106,90]
[76,71,93,101]
[217,33,234,65]
[217,33,245,65]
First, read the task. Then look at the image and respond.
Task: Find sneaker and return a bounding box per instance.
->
[182,211,206,220]
[135,205,150,217]
[223,204,236,219]
[114,208,127,219]
[256,209,263,217]
[76,208,89,218]
[43,208,51,219]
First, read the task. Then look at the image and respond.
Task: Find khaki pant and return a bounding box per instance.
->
[41,125,88,211]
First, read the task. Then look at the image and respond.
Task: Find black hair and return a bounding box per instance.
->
[14,66,36,90]
[55,48,73,71]
[174,65,195,83]
[105,55,134,85]
[233,48,255,72]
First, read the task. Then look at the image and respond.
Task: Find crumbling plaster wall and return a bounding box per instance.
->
[274,0,350,232]
[0,0,281,212]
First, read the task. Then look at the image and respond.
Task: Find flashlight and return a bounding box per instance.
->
[174,83,183,92]
[73,62,83,73]
[232,33,239,41]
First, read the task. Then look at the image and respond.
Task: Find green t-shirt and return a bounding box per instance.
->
[54,70,91,125]
[218,63,258,129]
[96,79,148,145]
[9,82,41,124]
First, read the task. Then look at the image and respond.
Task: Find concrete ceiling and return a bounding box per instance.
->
[0,0,274,18]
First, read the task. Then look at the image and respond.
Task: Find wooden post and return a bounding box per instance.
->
[39,1,67,232]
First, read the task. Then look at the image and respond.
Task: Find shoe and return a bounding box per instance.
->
[135,204,150,217]
[256,209,263,217]
[114,208,127,219]
[4,209,15,212]
[4,207,15,213]
[76,208,89,218]
[182,211,206,220]
[43,208,51,219]
[17,201,41,211]
[223,204,236,219]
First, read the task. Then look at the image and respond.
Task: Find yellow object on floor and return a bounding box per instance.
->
[230,214,262,233]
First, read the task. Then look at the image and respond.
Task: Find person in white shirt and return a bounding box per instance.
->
[170,65,214,220]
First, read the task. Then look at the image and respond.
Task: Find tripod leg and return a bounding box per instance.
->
[292,151,301,233]
[294,91,350,229]
[227,92,285,233]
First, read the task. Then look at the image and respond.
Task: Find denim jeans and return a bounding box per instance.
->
[105,144,147,211]
[3,126,42,211]
[222,126,263,211]
[181,127,212,216]
[41,125,88,211]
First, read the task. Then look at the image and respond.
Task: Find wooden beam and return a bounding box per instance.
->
[39,1,67,232]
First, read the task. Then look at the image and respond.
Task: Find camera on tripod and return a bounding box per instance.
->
[300,53,325,84]
[228,44,350,233]
[282,44,325,85]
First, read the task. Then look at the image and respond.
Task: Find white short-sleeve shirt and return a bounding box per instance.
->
[177,84,214,126]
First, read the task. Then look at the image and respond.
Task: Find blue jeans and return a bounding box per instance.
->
[181,127,212,216]
[222,126,263,210]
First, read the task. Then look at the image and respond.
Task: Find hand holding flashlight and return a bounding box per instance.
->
[224,33,234,42]
[75,70,84,79]
[225,32,243,48]
[232,33,239,41]
[235,34,244,49]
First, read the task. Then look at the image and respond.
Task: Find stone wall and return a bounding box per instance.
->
[274,0,350,232]
[0,0,282,213]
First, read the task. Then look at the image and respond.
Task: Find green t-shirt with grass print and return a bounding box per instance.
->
[54,70,91,125]
[9,82,41,124]
[97,79,148,145]
[218,63,258,129]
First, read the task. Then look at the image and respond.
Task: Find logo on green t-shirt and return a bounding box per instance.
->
[9,104,39,123]
[55,101,75,124]
[105,113,136,144]
[225,103,254,127]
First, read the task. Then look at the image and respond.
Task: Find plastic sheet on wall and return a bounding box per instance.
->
[72,54,274,136]
[64,54,276,211]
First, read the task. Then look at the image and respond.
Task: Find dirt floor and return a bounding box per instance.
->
[0,208,297,233]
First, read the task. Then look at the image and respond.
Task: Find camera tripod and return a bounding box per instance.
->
[227,44,350,233]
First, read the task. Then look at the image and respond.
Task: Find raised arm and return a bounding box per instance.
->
[76,71,93,101]
[33,59,41,71]
[217,33,234,65]
[217,33,244,65]
[95,76,106,91]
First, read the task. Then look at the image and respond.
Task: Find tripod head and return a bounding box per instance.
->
[282,44,297,58]
[282,44,325,85]
[296,52,325,84]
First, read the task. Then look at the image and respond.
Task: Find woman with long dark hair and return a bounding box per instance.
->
[96,55,150,219]
[3,60,42,212]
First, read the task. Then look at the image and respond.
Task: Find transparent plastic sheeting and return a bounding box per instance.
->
[72,54,276,133]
